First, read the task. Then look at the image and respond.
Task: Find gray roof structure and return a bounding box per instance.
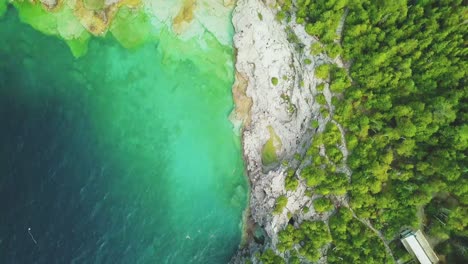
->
[400,230,439,264]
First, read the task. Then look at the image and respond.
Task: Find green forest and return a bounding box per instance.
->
[259,0,467,263]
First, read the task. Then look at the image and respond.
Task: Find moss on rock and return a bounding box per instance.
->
[110,6,153,49]
[261,126,282,166]
[13,0,91,57]
[11,0,148,57]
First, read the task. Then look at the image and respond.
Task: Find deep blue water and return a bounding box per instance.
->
[0,8,246,263]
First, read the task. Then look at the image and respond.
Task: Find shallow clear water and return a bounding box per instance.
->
[0,8,247,263]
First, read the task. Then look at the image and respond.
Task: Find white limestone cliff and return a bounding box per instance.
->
[230,0,336,262]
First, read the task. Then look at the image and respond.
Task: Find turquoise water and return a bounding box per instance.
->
[0,8,247,263]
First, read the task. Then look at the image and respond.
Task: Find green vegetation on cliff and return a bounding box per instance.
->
[262,126,282,166]
[277,221,332,262]
[273,195,288,214]
[328,208,390,263]
[313,197,334,213]
[262,0,467,263]
[335,0,467,247]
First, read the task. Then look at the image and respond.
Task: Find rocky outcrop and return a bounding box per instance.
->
[230,0,334,262]
[231,71,253,131]
[144,0,236,46]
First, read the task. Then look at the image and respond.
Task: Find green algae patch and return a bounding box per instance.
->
[13,1,59,35]
[11,0,151,56]
[83,0,105,10]
[262,126,282,166]
[65,30,91,57]
[13,0,91,57]
[0,0,7,18]
[273,195,288,214]
[110,6,153,49]
[9,0,233,68]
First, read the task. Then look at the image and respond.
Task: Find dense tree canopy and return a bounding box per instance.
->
[335,0,467,246]
[267,0,467,263]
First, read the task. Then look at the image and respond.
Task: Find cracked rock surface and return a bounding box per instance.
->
[230,0,333,262]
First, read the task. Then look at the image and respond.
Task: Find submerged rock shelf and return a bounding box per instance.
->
[0,1,247,263]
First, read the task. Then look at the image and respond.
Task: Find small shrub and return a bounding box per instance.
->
[315,64,330,79]
[294,153,301,160]
[330,67,351,93]
[316,94,327,105]
[271,77,279,86]
[274,195,288,214]
[260,249,285,264]
[296,17,305,24]
[276,11,286,21]
[257,12,263,21]
[316,83,325,92]
[310,43,323,55]
[285,168,298,191]
[320,107,329,118]
[331,96,340,107]
[262,139,278,165]
[262,126,282,165]
[285,177,299,191]
[313,197,334,213]
[326,145,344,163]
[311,120,320,129]
[326,43,342,59]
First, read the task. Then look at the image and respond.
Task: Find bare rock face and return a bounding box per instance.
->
[230,0,328,261]
[234,0,314,178]
[40,0,59,9]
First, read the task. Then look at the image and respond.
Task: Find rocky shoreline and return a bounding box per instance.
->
[230,0,336,262]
